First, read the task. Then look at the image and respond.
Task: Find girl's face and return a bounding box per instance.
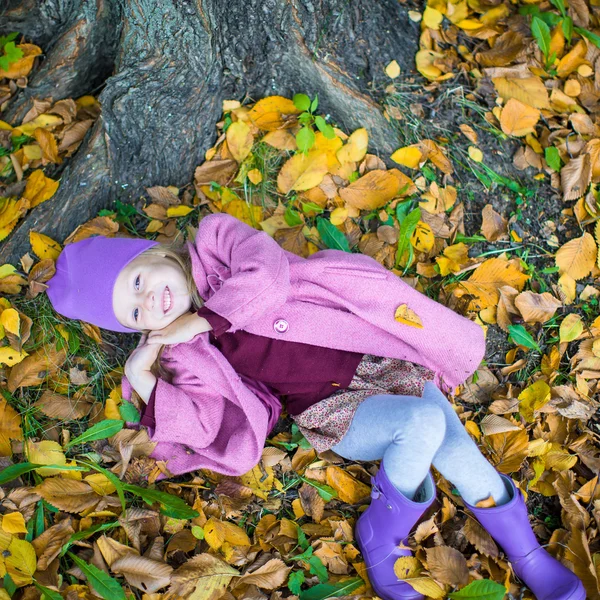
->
[112,252,192,331]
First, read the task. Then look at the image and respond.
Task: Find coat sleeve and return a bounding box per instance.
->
[195,213,290,331]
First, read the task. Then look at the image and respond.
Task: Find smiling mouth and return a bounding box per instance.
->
[163,286,172,314]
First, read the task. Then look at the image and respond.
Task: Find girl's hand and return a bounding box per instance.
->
[147,312,212,346]
[125,333,162,380]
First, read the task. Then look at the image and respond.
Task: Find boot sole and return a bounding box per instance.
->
[355,526,425,600]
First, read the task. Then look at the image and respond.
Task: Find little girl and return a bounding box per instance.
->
[47,212,584,600]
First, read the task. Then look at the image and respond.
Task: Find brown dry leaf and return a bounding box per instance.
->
[481,204,508,241]
[194,159,238,187]
[277,151,328,193]
[111,554,173,593]
[64,216,119,244]
[459,124,478,143]
[325,466,371,504]
[262,129,297,151]
[33,128,62,164]
[339,170,400,210]
[480,414,522,436]
[35,478,100,513]
[565,527,600,600]
[500,98,540,137]
[168,553,239,598]
[425,545,469,587]
[31,517,74,570]
[0,397,24,456]
[7,343,67,393]
[462,517,499,558]
[555,233,597,280]
[514,291,562,324]
[484,428,529,473]
[492,77,550,110]
[34,390,94,420]
[561,154,592,201]
[233,558,291,590]
[415,139,453,174]
[226,121,254,163]
[476,31,525,67]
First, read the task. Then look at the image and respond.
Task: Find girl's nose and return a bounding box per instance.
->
[144,292,154,311]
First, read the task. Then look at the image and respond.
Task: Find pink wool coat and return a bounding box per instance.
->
[122,213,485,477]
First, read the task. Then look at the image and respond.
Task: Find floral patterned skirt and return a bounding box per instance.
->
[292,354,435,453]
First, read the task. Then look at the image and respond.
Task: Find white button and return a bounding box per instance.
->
[274,319,289,333]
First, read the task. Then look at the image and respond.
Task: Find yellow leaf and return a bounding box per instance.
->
[0,531,37,586]
[0,43,42,80]
[15,113,62,136]
[261,129,297,151]
[415,49,446,80]
[226,121,254,163]
[385,60,401,78]
[391,146,422,168]
[423,6,444,29]
[222,199,263,227]
[33,128,62,164]
[0,347,28,367]
[410,221,434,252]
[84,473,117,496]
[0,397,23,456]
[493,77,550,110]
[248,96,301,131]
[435,243,469,276]
[404,577,446,598]
[27,440,67,477]
[394,304,424,329]
[22,169,60,208]
[277,151,328,193]
[0,308,20,336]
[325,466,371,503]
[330,207,348,226]
[559,313,584,343]
[339,169,400,210]
[166,205,194,218]
[555,233,597,280]
[29,231,62,261]
[468,146,483,162]
[1,513,27,534]
[465,420,482,440]
[500,98,540,137]
[336,128,368,164]
[393,556,422,579]
[518,380,551,422]
[248,168,263,184]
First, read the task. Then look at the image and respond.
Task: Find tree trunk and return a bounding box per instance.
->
[0,0,418,263]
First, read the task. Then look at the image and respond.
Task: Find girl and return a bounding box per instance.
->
[47,212,584,600]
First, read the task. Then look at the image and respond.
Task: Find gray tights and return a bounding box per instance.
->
[330,382,510,505]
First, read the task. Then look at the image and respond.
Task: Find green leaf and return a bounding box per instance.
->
[545,146,562,172]
[293,93,311,112]
[122,483,199,519]
[0,33,18,50]
[316,217,351,252]
[288,570,306,595]
[66,419,124,449]
[575,27,600,49]
[0,462,85,486]
[191,525,205,539]
[396,207,421,268]
[301,201,324,215]
[119,401,140,423]
[448,579,507,600]
[284,206,303,226]
[0,264,16,278]
[531,16,552,58]
[562,16,573,42]
[296,126,316,153]
[0,41,24,72]
[308,555,329,583]
[301,475,338,502]
[60,521,119,557]
[34,582,64,600]
[314,116,336,139]
[549,0,566,17]
[508,325,541,352]
[310,94,319,113]
[299,578,364,600]
[69,553,126,600]
[537,11,562,26]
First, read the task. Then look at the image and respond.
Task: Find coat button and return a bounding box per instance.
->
[274,319,289,333]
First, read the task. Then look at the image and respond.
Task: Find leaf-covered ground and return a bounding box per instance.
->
[1,2,600,598]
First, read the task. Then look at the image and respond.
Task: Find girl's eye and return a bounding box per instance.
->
[135,275,140,290]
[133,308,139,322]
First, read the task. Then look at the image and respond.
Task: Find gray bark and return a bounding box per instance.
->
[0,0,418,263]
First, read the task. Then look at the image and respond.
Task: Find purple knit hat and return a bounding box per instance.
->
[46,236,158,333]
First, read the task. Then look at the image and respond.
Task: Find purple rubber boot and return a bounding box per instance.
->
[355,462,436,600]
[464,474,586,600]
